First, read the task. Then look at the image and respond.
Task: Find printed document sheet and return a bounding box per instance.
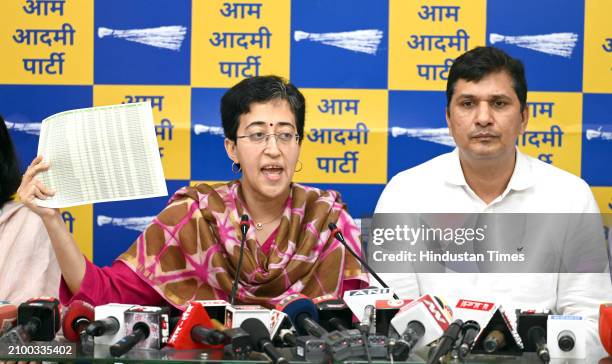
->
[36,102,168,208]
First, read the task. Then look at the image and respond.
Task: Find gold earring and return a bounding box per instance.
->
[295,160,303,172]
[231,162,241,174]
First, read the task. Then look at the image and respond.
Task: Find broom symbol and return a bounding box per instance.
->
[98,25,187,51]
[294,29,383,55]
[489,32,578,58]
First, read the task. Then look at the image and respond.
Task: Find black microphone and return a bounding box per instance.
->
[191,325,228,345]
[240,214,249,236]
[240,318,289,364]
[109,305,169,357]
[230,214,250,305]
[557,330,575,352]
[426,319,463,364]
[110,322,150,357]
[296,312,327,338]
[86,316,120,337]
[518,311,551,363]
[0,297,61,344]
[328,222,399,300]
[277,294,350,361]
[483,326,507,353]
[458,320,480,359]
[392,320,426,361]
[278,328,296,347]
[528,326,550,363]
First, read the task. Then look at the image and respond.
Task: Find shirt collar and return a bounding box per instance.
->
[507,148,535,191]
[444,147,535,192]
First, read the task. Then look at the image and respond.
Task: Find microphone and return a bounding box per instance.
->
[240,318,289,364]
[453,298,523,355]
[0,303,17,336]
[343,287,395,330]
[278,329,296,347]
[426,319,463,364]
[0,297,61,344]
[275,294,321,337]
[527,326,550,363]
[359,305,375,334]
[268,309,294,345]
[240,214,249,236]
[87,317,120,336]
[457,320,480,359]
[328,222,399,300]
[390,294,452,353]
[167,301,225,349]
[224,304,270,329]
[547,315,586,359]
[375,299,412,336]
[86,303,133,345]
[557,330,575,351]
[109,305,170,357]
[483,325,507,353]
[517,310,550,363]
[230,214,250,305]
[61,300,94,343]
[391,320,426,361]
[312,294,353,333]
[276,293,350,361]
[110,322,149,357]
[600,303,612,356]
[191,326,227,346]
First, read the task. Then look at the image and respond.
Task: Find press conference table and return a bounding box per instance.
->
[1,343,610,364]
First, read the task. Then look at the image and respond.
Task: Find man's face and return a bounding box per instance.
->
[446,71,528,163]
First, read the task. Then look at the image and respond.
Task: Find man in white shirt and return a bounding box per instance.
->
[375,46,612,357]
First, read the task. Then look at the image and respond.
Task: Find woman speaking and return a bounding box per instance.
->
[18,75,368,309]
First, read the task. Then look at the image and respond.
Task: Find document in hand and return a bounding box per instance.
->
[35,102,168,208]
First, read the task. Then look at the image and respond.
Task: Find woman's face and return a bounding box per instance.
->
[224,99,301,202]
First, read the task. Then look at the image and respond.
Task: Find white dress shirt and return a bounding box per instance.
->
[374,148,612,358]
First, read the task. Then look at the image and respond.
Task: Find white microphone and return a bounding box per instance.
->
[225,304,270,330]
[86,303,134,345]
[390,294,452,352]
[342,287,395,324]
[547,315,586,359]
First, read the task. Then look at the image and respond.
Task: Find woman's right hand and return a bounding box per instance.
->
[17,155,60,220]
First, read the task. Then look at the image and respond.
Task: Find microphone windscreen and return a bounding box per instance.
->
[62,300,94,342]
[168,301,218,350]
[0,303,18,335]
[240,318,269,349]
[275,294,318,333]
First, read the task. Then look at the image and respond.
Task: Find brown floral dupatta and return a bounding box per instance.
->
[118,181,368,309]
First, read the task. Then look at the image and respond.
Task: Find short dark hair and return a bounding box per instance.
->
[446,46,528,112]
[221,75,306,143]
[0,115,22,209]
